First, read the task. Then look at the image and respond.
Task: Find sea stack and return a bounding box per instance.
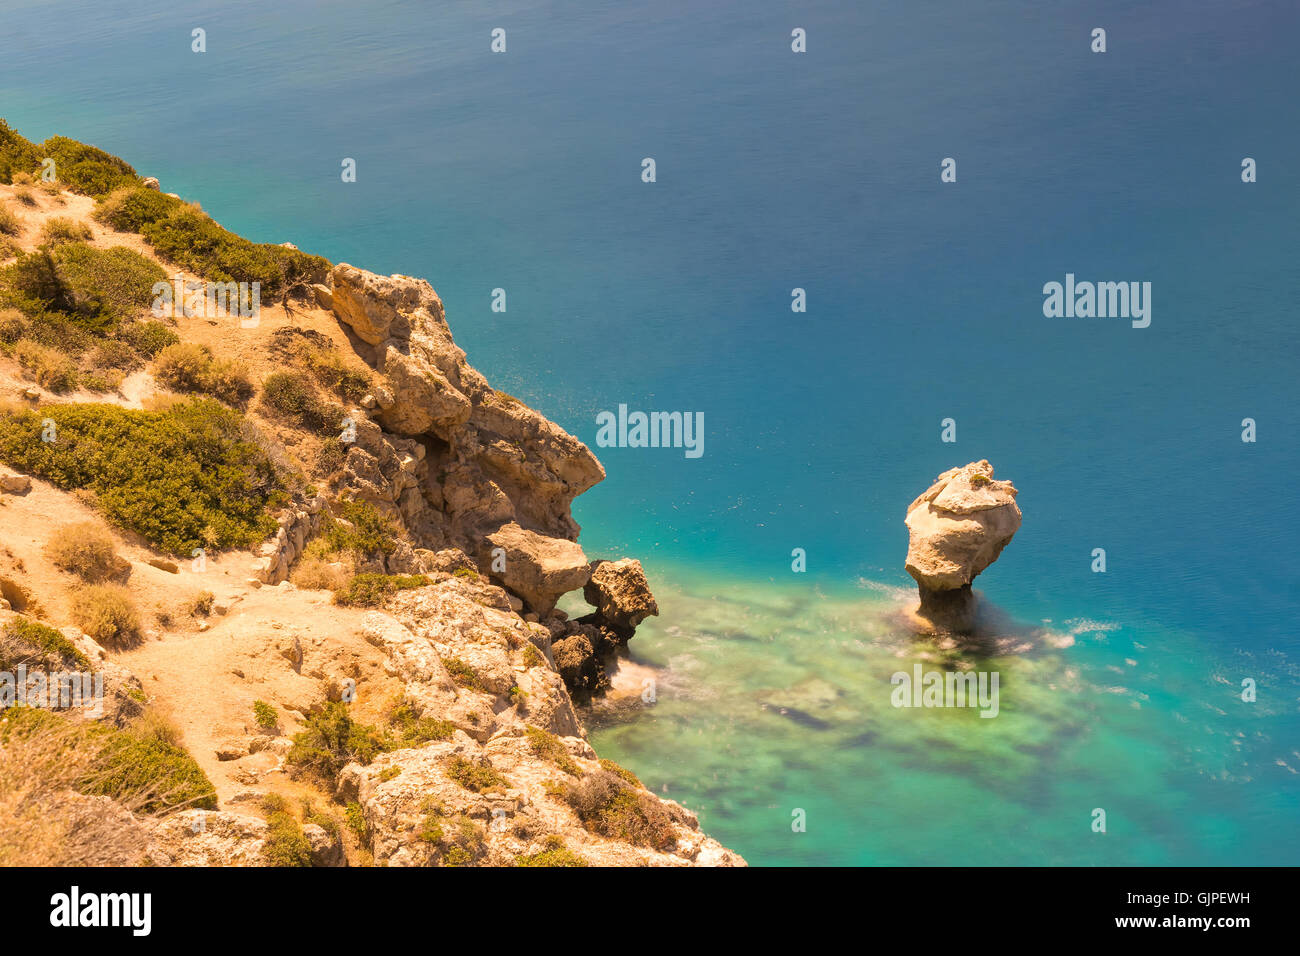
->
[904,460,1021,632]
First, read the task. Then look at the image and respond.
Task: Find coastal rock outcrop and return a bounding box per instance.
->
[904,460,1021,632]
[327,263,604,549]
[583,558,659,632]
[481,522,590,616]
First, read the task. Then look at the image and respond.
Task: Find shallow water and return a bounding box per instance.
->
[572,569,1300,866]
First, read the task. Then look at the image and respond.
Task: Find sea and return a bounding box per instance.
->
[3,0,1297,865]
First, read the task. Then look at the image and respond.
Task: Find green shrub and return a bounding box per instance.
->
[598,758,643,788]
[514,835,588,867]
[252,700,278,730]
[344,801,370,843]
[69,584,141,649]
[94,186,180,232]
[521,643,544,669]
[385,700,454,747]
[17,311,97,355]
[1,248,77,314]
[0,307,25,344]
[115,319,178,358]
[13,338,77,392]
[39,136,139,197]
[301,347,372,402]
[440,656,483,691]
[89,338,139,371]
[562,770,676,851]
[0,399,283,555]
[262,809,313,867]
[0,121,41,185]
[525,725,581,776]
[96,187,329,302]
[188,590,215,617]
[323,499,399,556]
[41,217,92,245]
[444,756,509,794]
[0,615,91,670]
[79,724,217,814]
[333,572,429,607]
[153,343,254,407]
[0,203,21,237]
[259,370,341,435]
[52,243,167,320]
[286,701,387,785]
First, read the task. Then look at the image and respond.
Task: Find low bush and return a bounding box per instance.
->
[419,805,487,866]
[187,590,214,617]
[286,701,387,785]
[153,342,254,407]
[52,243,167,320]
[290,553,350,591]
[252,700,278,730]
[95,186,329,302]
[333,572,429,607]
[13,338,77,392]
[260,370,341,436]
[262,804,313,867]
[78,713,217,814]
[440,656,483,691]
[444,757,509,794]
[0,203,21,237]
[385,700,454,747]
[41,217,92,245]
[525,725,581,776]
[0,399,283,555]
[44,521,126,582]
[39,136,139,197]
[70,584,141,649]
[115,319,178,358]
[514,835,588,867]
[562,770,676,851]
[1,248,77,315]
[323,499,398,557]
[0,121,41,185]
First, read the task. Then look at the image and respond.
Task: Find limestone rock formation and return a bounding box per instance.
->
[327,263,603,550]
[904,460,1021,631]
[482,523,591,615]
[583,558,659,631]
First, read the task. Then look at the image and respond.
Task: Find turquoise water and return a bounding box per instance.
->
[3,0,1297,864]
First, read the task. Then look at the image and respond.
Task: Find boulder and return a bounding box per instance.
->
[904,460,1021,632]
[482,523,590,615]
[0,473,32,495]
[583,558,659,631]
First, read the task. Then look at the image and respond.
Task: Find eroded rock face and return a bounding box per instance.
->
[904,460,1021,631]
[340,577,743,865]
[328,264,604,563]
[583,558,659,631]
[482,523,590,615]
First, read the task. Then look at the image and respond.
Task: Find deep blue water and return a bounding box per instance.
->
[3,0,1297,865]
